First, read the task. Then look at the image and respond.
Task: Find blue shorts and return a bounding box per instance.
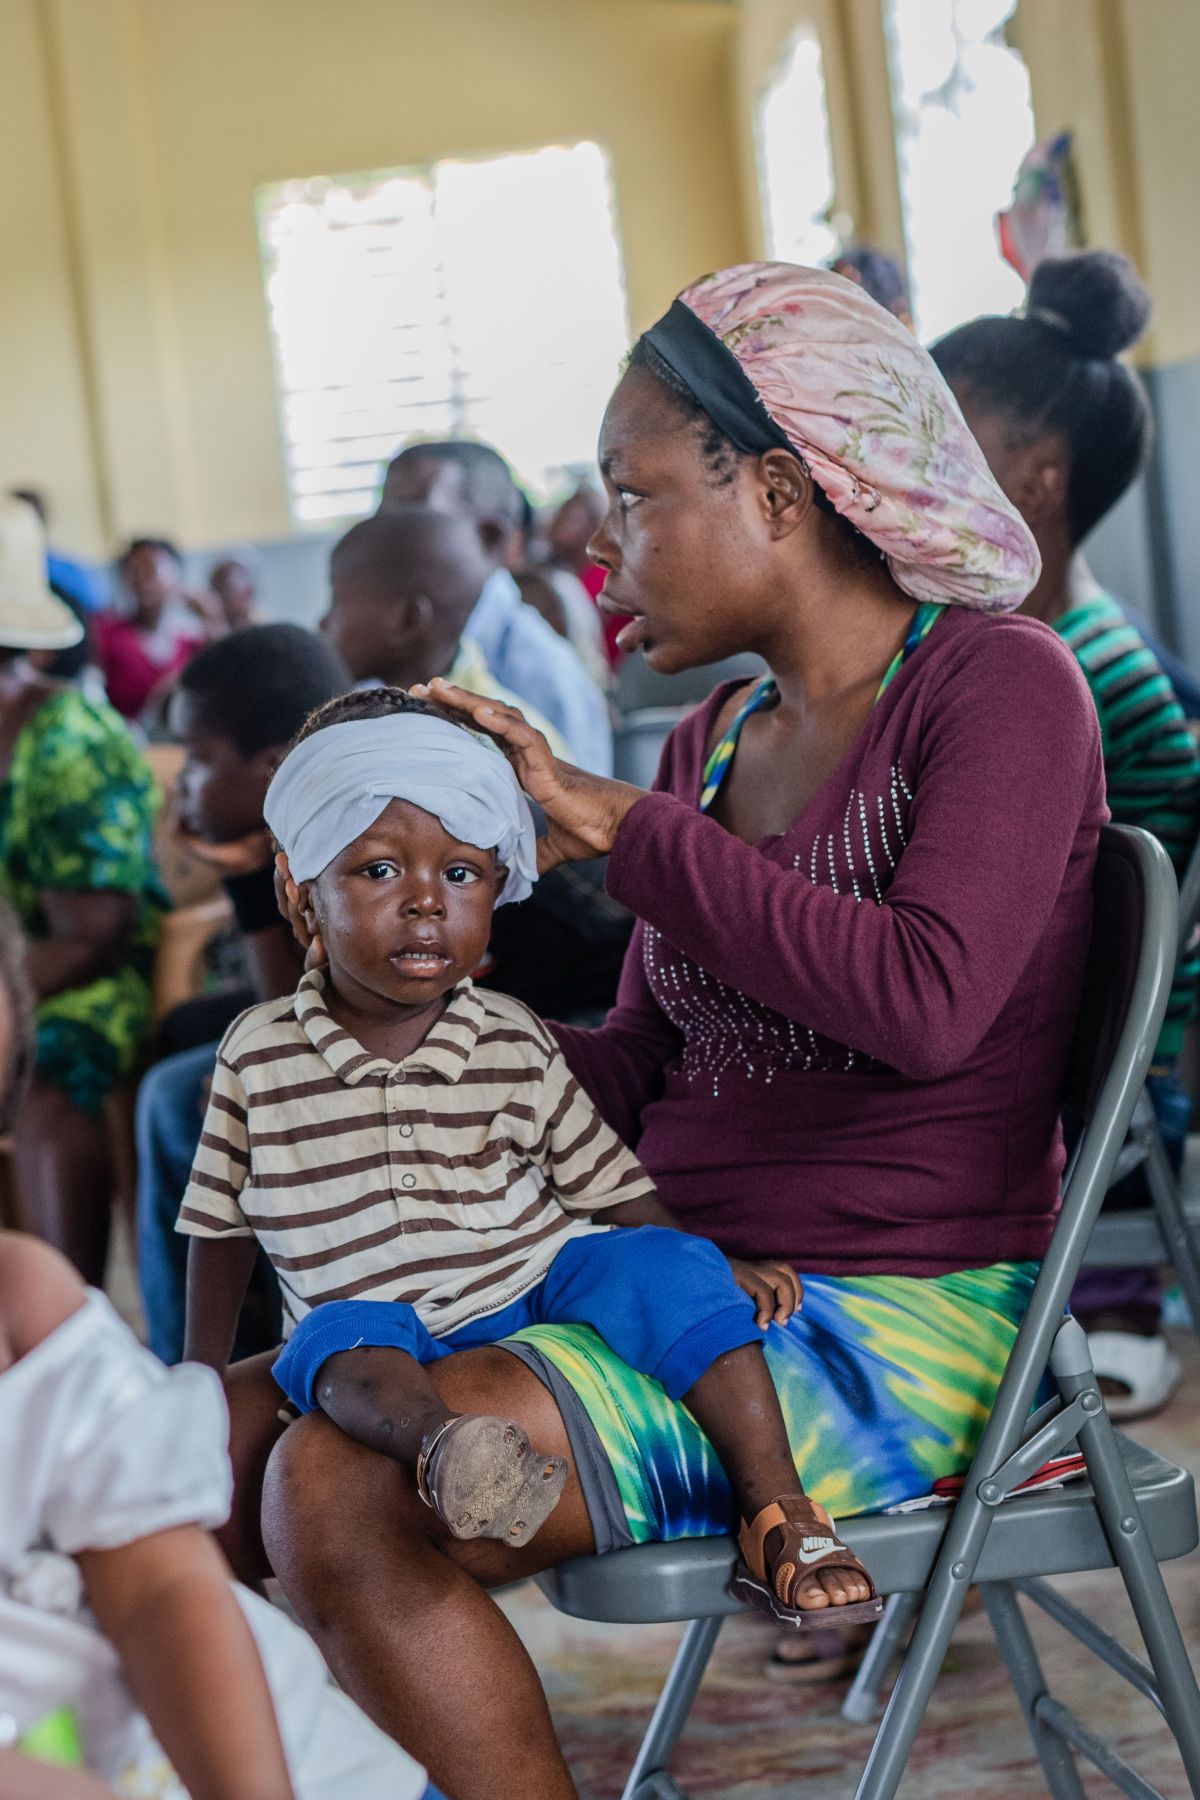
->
[274,1225,761,1413]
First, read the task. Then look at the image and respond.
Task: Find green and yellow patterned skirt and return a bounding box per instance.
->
[510,1261,1036,1542]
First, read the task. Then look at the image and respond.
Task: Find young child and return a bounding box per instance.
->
[180,690,881,1628]
[0,903,437,1800]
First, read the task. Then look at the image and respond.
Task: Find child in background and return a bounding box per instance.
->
[0,903,438,1799]
[180,690,881,1628]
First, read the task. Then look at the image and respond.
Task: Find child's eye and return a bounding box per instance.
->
[363,861,398,880]
[445,865,481,886]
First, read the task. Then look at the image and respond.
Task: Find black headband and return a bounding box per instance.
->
[641,299,797,459]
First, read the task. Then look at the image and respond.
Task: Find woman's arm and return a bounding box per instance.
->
[78,1525,294,1800]
[606,630,1105,1080]
[24,890,137,1000]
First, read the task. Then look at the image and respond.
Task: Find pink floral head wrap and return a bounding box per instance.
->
[642,261,1040,612]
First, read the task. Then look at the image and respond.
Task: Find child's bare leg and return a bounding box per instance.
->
[315,1344,452,1462]
[683,1345,878,1617]
[315,1345,567,1546]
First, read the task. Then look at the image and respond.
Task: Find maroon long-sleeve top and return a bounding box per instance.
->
[554,608,1108,1275]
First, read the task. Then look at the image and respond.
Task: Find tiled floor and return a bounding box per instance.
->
[498,1331,1200,1799]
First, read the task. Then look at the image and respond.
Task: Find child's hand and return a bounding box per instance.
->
[728,1258,803,1328]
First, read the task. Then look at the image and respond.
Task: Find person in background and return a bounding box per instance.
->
[932,248,1200,1419]
[381,441,613,774]
[8,488,107,617]
[323,505,633,1024]
[0,498,163,1287]
[95,538,213,722]
[208,557,260,633]
[518,492,611,690]
[135,623,350,1365]
[546,483,620,667]
[828,243,913,328]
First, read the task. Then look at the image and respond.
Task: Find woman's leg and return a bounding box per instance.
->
[255,1346,594,1800]
[13,1076,112,1285]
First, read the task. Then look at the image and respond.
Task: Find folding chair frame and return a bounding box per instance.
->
[537,828,1200,1800]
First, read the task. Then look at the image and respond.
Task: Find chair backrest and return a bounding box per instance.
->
[613,708,687,788]
[1173,821,1200,966]
[956,825,1177,1479]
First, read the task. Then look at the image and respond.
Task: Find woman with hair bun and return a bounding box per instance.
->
[933,248,1200,1421]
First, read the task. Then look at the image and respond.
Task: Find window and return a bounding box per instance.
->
[257,141,631,526]
[755,23,838,267]
[883,0,1035,342]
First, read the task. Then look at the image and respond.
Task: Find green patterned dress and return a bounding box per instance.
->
[0,689,164,1114]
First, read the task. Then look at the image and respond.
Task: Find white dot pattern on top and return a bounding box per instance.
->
[645,766,914,1096]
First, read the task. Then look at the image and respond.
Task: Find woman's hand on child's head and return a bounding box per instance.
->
[274,854,327,971]
[414,679,645,873]
[728,1258,803,1328]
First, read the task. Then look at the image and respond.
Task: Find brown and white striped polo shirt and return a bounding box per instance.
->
[177,970,655,1335]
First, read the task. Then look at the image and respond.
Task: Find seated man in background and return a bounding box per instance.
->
[380,439,613,774]
[208,557,260,633]
[136,623,350,1362]
[324,506,633,1025]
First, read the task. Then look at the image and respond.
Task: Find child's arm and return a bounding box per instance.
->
[78,1524,294,1800]
[183,1234,258,1370]
[177,1044,260,1373]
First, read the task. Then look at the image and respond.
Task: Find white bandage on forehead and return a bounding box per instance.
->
[264,714,539,904]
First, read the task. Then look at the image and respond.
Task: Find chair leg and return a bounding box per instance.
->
[853,1557,977,1797]
[1144,1124,1200,1333]
[621,1614,723,1800]
[980,1582,1087,1800]
[842,1592,922,1724]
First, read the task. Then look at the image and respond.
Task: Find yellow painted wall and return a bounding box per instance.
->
[3,0,746,553]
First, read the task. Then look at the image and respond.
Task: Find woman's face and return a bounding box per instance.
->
[589,368,793,674]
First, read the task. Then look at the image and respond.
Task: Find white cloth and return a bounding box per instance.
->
[264,712,539,900]
[0,1291,427,1799]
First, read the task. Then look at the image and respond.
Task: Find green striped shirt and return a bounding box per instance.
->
[1057,595,1200,1058]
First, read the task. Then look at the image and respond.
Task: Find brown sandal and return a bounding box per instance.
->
[730,1496,883,1630]
[416,1414,568,1547]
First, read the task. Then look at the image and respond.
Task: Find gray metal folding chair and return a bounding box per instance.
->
[537,825,1200,1799]
[613,709,688,789]
[1085,828,1200,1333]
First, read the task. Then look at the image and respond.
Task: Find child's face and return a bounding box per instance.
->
[171,691,274,843]
[305,798,504,1013]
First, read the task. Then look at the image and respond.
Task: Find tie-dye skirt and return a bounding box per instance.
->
[509,1261,1037,1543]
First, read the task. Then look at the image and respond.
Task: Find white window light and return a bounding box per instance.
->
[257,140,631,528]
[755,23,839,269]
[883,0,1035,342]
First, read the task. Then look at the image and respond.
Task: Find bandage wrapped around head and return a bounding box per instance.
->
[264,714,539,904]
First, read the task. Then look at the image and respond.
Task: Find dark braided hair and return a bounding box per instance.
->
[930,250,1152,545]
[287,684,472,759]
[0,897,34,1131]
[626,336,880,571]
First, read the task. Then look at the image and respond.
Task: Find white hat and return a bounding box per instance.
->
[0,497,84,652]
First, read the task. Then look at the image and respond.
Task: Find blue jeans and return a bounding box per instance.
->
[275,1226,761,1413]
[136,1041,281,1364]
[136,1042,219,1363]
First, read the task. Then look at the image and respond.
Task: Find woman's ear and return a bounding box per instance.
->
[755,449,815,538]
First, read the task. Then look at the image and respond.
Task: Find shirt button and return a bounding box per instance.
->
[399,1123,414,1138]
[401,1173,417,1189]
[391,1070,407,1085]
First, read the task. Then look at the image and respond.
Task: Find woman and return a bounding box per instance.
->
[223,264,1104,1800]
[96,538,210,722]
[0,497,164,1284]
[931,248,1200,1419]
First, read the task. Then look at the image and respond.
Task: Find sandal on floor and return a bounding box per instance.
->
[766,1622,876,1684]
[416,1414,568,1546]
[1087,1331,1181,1421]
[730,1496,884,1631]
